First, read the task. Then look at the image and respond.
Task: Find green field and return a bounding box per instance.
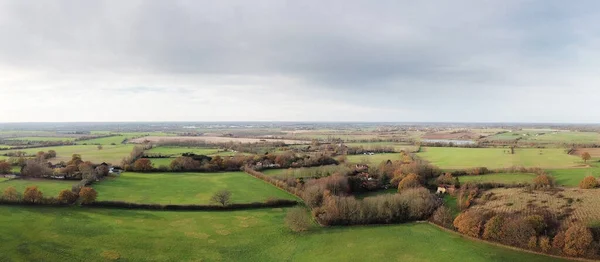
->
[149,158,173,167]
[0,206,568,261]
[418,147,580,169]
[486,130,599,144]
[345,142,418,152]
[145,146,223,156]
[93,172,297,204]
[262,166,343,178]
[548,168,600,187]
[458,173,536,184]
[346,153,403,164]
[77,132,175,145]
[0,179,74,197]
[2,145,134,165]
[5,136,76,142]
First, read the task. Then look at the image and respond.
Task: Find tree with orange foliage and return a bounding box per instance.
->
[23,186,43,203]
[581,152,591,163]
[133,158,153,172]
[79,187,98,204]
[2,186,19,201]
[532,173,555,189]
[57,189,79,204]
[0,160,11,174]
[397,173,420,192]
[453,210,485,238]
[579,176,598,189]
[563,224,593,257]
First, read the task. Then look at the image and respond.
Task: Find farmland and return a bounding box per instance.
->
[93,172,297,204]
[547,168,600,187]
[458,173,536,184]
[417,147,581,169]
[485,130,600,144]
[1,144,134,165]
[344,142,418,152]
[346,153,403,164]
[0,206,566,262]
[0,179,74,197]
[145,146,223,156]
[129,136,309,145]
[5,136,77,142]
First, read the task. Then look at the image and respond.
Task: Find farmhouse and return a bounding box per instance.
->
[436,184,456,195]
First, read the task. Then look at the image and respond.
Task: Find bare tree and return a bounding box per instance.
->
[210,190,231,206]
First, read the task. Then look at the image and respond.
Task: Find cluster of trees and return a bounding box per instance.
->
[3,149,57,159]
[579,176,599,189]
[450,166,546,177]
[0,161,11,174]
[0,185,97,205]
[344,145,396,155]
[19,154,110,182]
[449,209,599,259]
[0,141,75,149]
[120,145,150,168]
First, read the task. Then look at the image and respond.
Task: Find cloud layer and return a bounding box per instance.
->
[1,0,599,122]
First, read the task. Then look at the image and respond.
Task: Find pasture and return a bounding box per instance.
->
[472,187,600,227]
[2,145,134,165]
[346,153,403,164]
[485,130,599,144]
[130,136,309,145]
[0,179,74,197]
[0,206,566,262]
[149,158,173,167]
[417,147,580,169]
[5,136,77,142]
[458,173,536,184]
[262,165,347,178]
[77,132,174,145]
[344,142,418,152]
[145,146,223,156]
[547,168,600,187]
[93,172,297,204]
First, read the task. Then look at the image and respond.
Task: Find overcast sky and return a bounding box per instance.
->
[1,1,599,123]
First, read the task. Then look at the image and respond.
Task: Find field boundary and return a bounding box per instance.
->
[82,200,298,211]
[427,222,595,262]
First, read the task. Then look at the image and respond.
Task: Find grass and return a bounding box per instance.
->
[547,167,600,187]
[149,158,173,167]
[77,132,175,145]
[145,146,223,156]
[0,206,568,261]
[354,188,398,199]
[344,142,418,152]
[486,130,600,144]
[458,173,536,184]
[5,136,77,142]
[443,194,461,216]
[2,145,134,165]
[0,179,74,197]
[346,153,403,165]
[93,172,298,205]
[418,147,580,169]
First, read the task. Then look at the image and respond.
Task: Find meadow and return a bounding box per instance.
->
[2,144,134,165]
[5,136,77,142]
[547,167,600,187]
[78,132,175,145]
[345,142,418,152]
[0,179,74,197]
[485,130,599,144]
[93,172,297,204]
[417,147,580,169]
[346,153,403,164]
[0,206,567,262]
[458,173,536,184]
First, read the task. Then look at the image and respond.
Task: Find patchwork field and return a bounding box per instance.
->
[486,130,600,144]
[2,145,134,165]
[5,136,77,142]
[547,168,600,187]
[93,172,297,204]
[130,136,309,145]
[458,173,536,184]
[78,132,175,145]
[571,148,600,158]
[0,179,74,197]
[0,206,567,262]
[344,142,418,152]
[472,187,600,227]
[346,153,403,164]
[418,147,580,169]
[145,146,223,156]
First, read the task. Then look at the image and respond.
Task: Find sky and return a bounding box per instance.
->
[1,0,599,123]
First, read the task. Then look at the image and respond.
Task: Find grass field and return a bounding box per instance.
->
[2,145,134,165]
[77,132,174,145]
[146,146,223,156]
[418,147,580,169]
[547,168,600,187]
[458,173,536,184]
[346,153,403,164]
[0,206,567,262]
[93,172,297,204]
[5,136,76,142]
[0,179,74,197]
[344,142,418,152]
[486,130,599,144]
[149,158,173,167]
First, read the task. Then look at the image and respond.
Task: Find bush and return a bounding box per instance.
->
[552,231,566,250]
[57,189,79,204]
[453,210,485,238]
[23,186,43,203]
[430,206,454,228]
[302,185,325,208]
[397,173,420,192]
[79,187,98,204]
[579,176,598,189]
[501,217,536,248]
[2,186,19,201]
[539,236,551,252]
[285,207,311,232]
[532,173,555,189]
[210,190,231,206]
[483,215,504,241]
[563,224,594,257]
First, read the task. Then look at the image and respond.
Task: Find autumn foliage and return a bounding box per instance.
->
[79,187,98,204]
[0,160,11,174]
[2,186,19,201]
[397,173,420,192]
[23,186,43,203]
[58,189,79,204]
[579,176,598,189]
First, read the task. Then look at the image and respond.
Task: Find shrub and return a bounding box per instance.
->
[399,187,439,220]
[532,173,555,189]
[579,176,598,189]
[453,210,485,238]
[133,158,153,172]
[528,236,538,249]
[0,160,11,174]
[436,173,458,186]
[397,173,420,192]
[79,187,98,204]
[57,189,79,204]
[22,160,53,178]
[501,217,536,248]
[285,207,311,232]
[210,190,231,206]
[552,231,566,250]
[483,215,504,241]
[2,186,19,201]
[302,185,325,208]
[23,186,43,203]
[563,224,593,257]
[539,236,551,252]
[430,206,454,229]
